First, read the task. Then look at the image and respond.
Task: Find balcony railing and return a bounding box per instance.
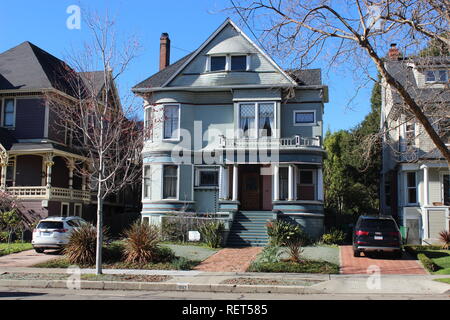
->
[6,187,91,202]
[220,136,321,149]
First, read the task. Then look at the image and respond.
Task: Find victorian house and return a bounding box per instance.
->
[380,45,450,244]
[133,19,329,246]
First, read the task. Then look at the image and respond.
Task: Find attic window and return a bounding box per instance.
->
[231,55,247,71]
[425,69,448,83]
[210,56,226,71]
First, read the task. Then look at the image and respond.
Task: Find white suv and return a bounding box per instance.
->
[32,216,88,253]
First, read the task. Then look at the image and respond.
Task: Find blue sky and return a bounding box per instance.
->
[0,0,375,132]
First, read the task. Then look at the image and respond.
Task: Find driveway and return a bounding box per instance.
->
[0,250,59,268]
[340,246,427,275]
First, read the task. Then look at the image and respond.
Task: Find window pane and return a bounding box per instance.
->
[407,172,416,187]
[144,166,151,199]
[164,105,179,139]
[408,188,417,204]
[240,104,255,137]
[231,55,247,71]
[210,56,226,71]
[444,175,450,206]
[199,170,218,186]
[163,165,177,199]
[426,70,435,82]
[438,70,448,82]
[295,112,314,124]
[300,171,313,184]
[3,99,14,126]
[279,167,288,200]
[259,103,274,137]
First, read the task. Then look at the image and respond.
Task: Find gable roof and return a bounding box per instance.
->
[134,19,323,91]
[0,41,81,97]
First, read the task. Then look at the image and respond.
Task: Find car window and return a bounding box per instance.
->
[37,221,64,229]
[359,219,397,230]
[66,220,79,228]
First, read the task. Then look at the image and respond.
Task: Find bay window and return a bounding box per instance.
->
[143,165,152,199]
[163,165,178,199]
[163,105,180,140]
[239,102,275,138]
[297,170,315,201]
[406,172,417,204]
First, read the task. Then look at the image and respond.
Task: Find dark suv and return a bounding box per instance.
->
[353,215,402,258]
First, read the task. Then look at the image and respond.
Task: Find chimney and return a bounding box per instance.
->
[159,33,170,71]
[388,43,400,61]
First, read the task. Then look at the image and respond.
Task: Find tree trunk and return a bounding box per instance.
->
[95,180,103,275]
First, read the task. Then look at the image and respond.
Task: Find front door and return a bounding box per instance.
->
[241,170,260,210]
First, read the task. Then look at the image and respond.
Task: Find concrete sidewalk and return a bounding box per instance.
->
[0,267,449,296]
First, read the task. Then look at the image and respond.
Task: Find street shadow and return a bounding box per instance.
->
[363,251,418,261]
[0,291,46,298]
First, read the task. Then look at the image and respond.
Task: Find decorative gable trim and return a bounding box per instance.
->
[160,18,298,88]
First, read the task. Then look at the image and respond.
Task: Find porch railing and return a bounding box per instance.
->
[220,135,321,149]
[5,187,91,202]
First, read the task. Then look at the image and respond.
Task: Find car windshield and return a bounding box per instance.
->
[359,219,397,231]
[37,221,64,229]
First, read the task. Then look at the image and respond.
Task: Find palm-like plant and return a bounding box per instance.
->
[122,221,160,265]
[439,230,450,250]
[64,223,97,266]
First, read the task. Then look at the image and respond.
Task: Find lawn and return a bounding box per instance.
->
[33,242,218,271]
[247,245,340,274]
[405,245,450,274]
[434,278,450,285]
[0,243,33,257]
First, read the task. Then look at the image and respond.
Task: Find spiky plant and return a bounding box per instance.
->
[122,221,160,265]
[439,230,450,250]
[64,223,97,266]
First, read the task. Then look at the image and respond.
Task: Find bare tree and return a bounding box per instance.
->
[45,10,143,274]
[230,0,450,164]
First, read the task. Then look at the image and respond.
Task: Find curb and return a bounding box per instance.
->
[0,279,324,294]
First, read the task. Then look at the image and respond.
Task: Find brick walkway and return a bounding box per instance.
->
[194,247,263,272]
[340,246,427,275]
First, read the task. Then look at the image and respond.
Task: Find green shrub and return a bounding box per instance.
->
[417,253,439,272]
[404,245,443,256]
[155,246,176,263]
[321,228,346,245]
[122,221,160,265]
[64,223,97,266]
[0,231,8,243]
[258,246,282,264]
[266,220,310,247]
[171,257,200,270]
[199,220,224,248]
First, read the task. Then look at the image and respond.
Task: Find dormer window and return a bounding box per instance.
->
[425,69,448,83]
[208,54,249,72]
[231,55,247,71]
[210,56,226,71]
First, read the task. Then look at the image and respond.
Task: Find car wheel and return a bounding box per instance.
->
[353,250,360,257]
[34,248,44,254]
[395,250,403,259]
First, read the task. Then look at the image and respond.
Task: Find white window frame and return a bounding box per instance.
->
[194,166,219,189]
[143,164,152,200]
[1,97,16,128]
[439,171,450,205]
[293,110,316,126]
[405,171,418,205]
[162,104,181,142]
[238,101,277,139]
[61,202,70,217]
[144,105,154,141]
[425,69,449,83]
[161,164,179,200]
[74,203,82,217]
[207,54,250,72]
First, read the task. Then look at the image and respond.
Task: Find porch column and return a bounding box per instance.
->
[421,164,429,206]
[219,165,229,200]
[45,154,54,189]
[273,164,279,201]
[288,164,294,201]
[68,159,75,189]
[317,167,324,201]
[0,162,7,190]
[232,164,238,201]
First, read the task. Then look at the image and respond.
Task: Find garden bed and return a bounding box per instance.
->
[405,245,450,274]
[248,260,339,274]
[221,277,322,286]
[0,243,33,257]
[0,272,171,282]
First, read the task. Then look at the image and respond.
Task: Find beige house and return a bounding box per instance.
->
[380,47,449,244]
